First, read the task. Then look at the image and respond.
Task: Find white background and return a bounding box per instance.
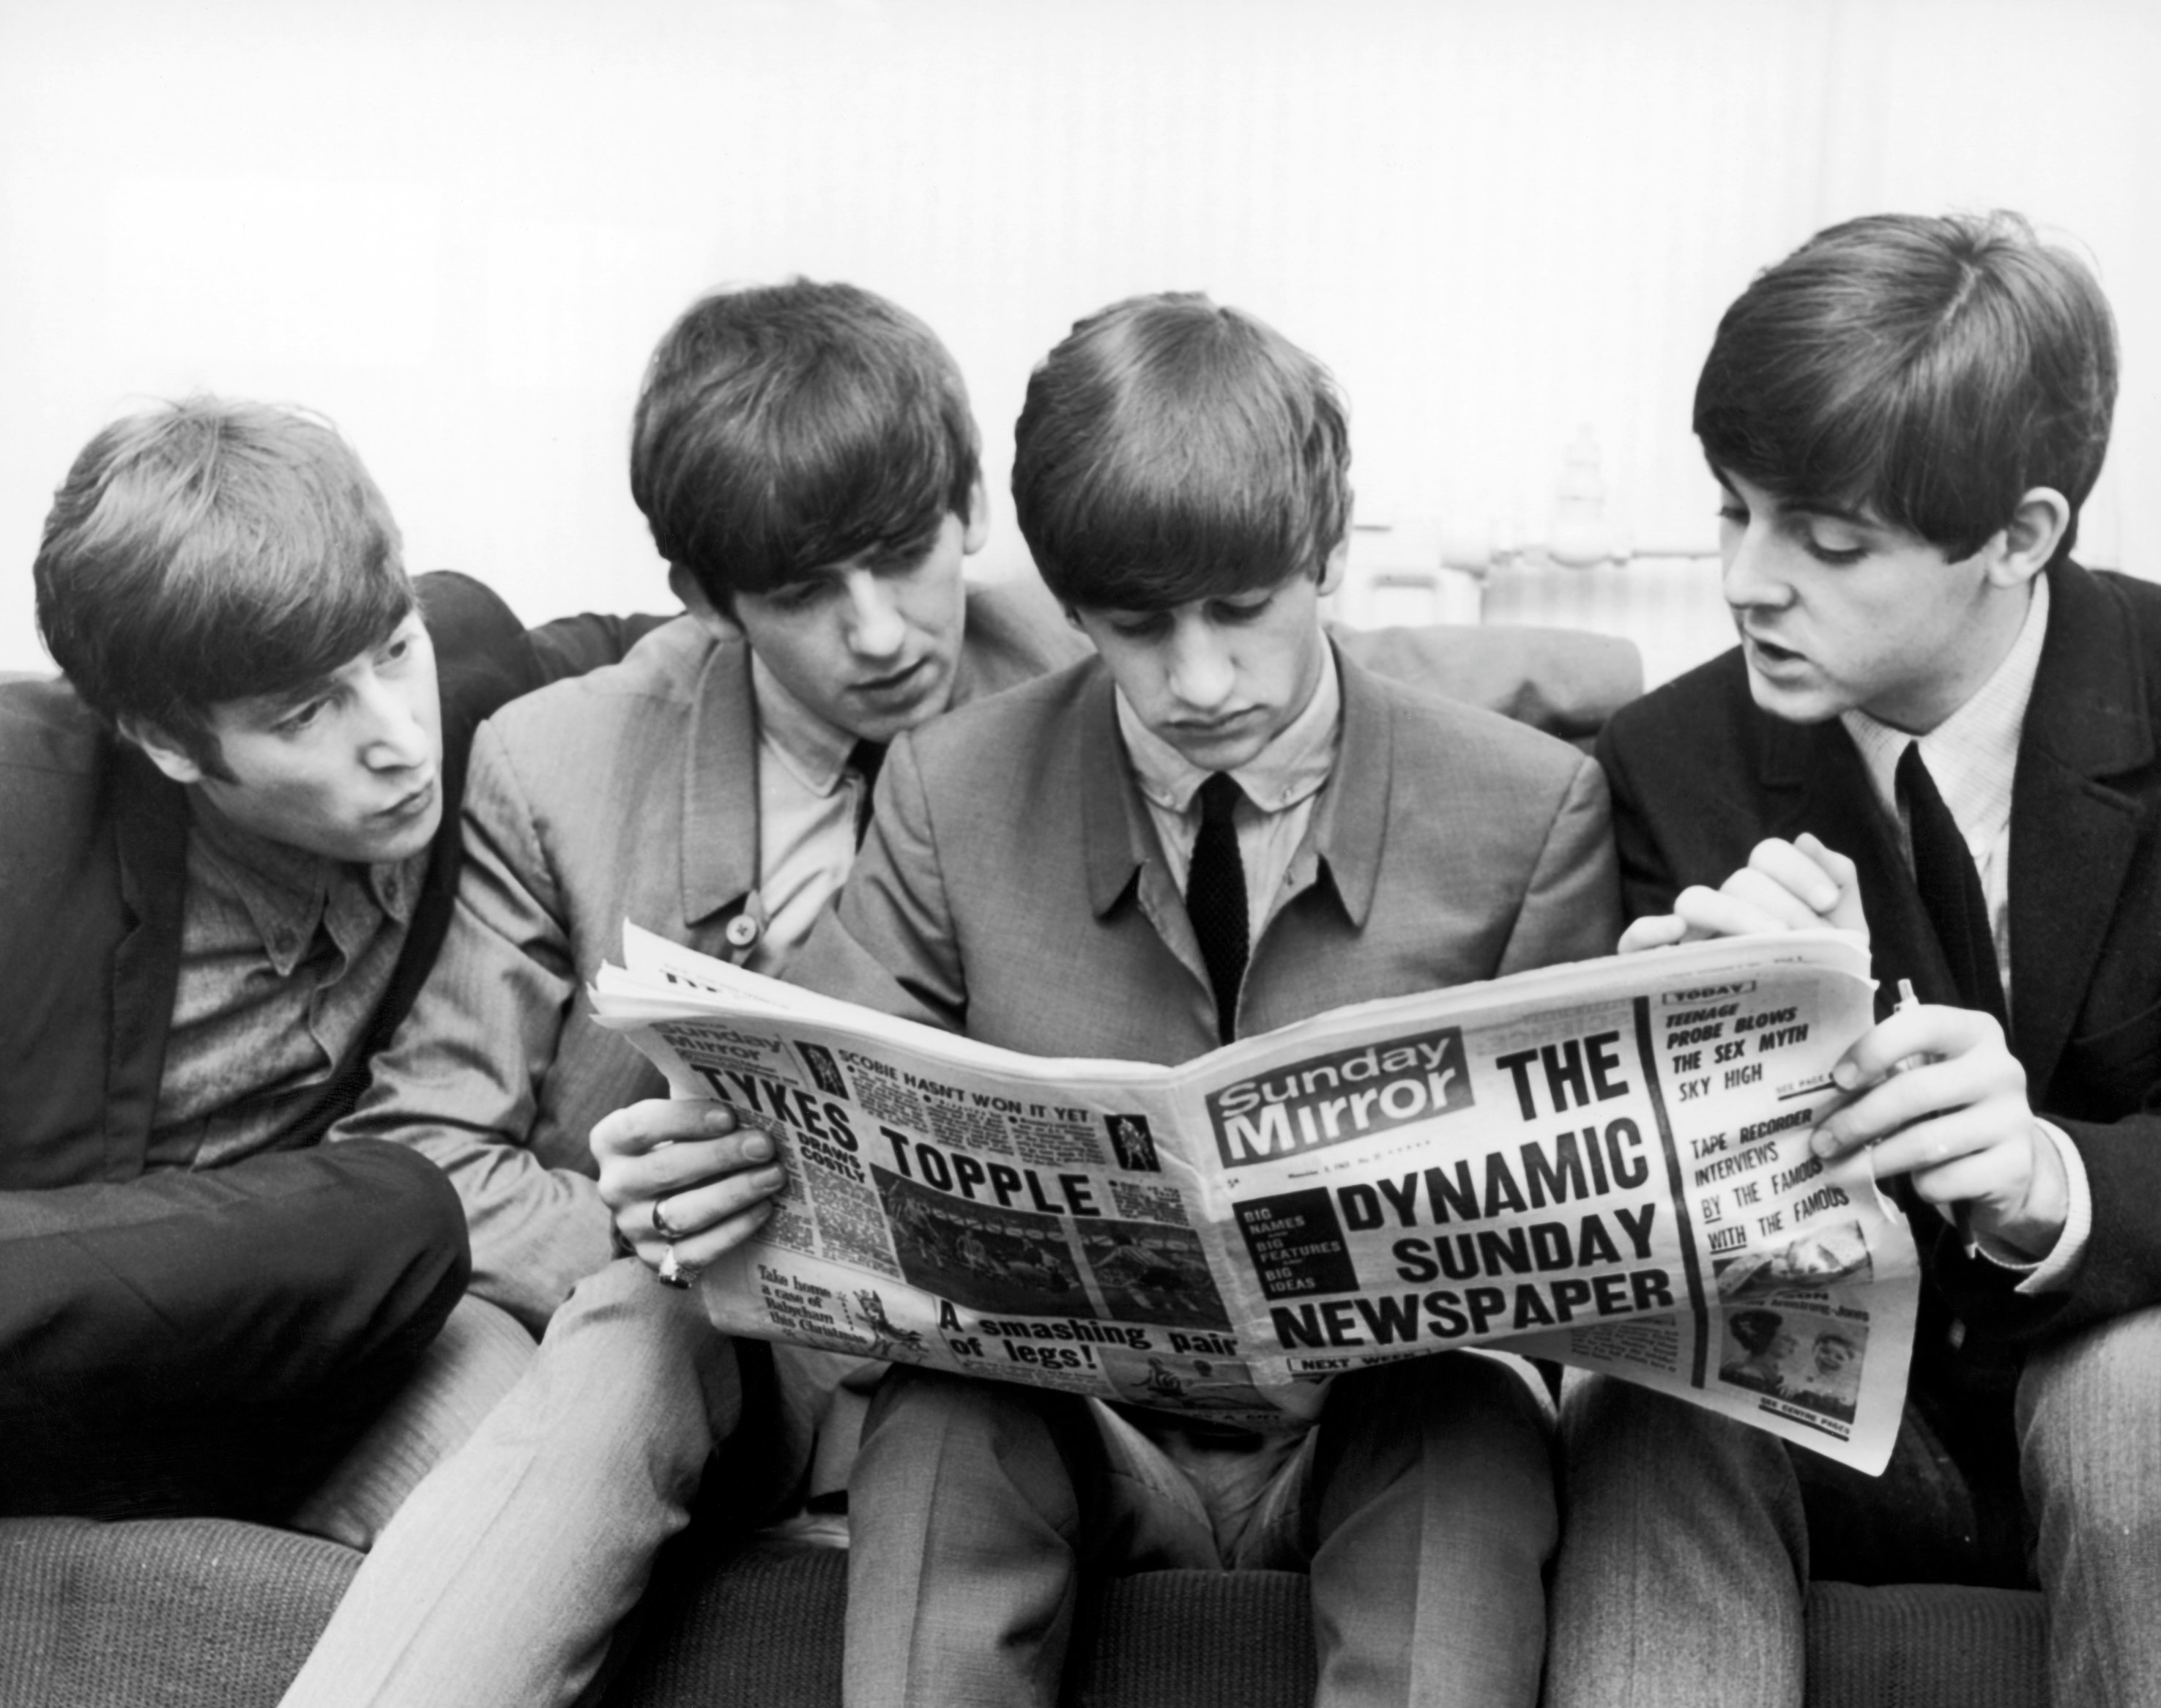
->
[3,0,2155,675]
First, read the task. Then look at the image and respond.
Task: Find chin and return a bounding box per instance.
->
[1742,669,1845,727]
[1172,735,1268,773]
[860,677,955,743]
[358,804,443,865]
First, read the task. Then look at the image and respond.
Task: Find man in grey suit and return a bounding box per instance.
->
[784,292,1620,1708]
[279,280,1084,1708]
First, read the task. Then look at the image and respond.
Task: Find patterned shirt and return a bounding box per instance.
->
[149,798,423,1169]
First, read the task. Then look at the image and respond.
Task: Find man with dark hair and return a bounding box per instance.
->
[0,398,634,1530]
[278,279,1083,1708]
[1546,212,2161,1708]
[765,291,1618,1708]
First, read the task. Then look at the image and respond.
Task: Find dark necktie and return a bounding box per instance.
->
[1186,772,1249,1046]
[849,739,888,847]
[1897,742,2007,1027]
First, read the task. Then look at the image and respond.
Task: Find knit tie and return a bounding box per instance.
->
[1897,742,2007,1027]
[849,739,888,847]
[1186,772,1249,1046]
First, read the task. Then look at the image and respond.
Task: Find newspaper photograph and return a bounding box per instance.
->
[591,926,1918,1472]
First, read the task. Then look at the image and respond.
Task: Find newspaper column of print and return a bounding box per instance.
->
[1642,977,1884,1444]
[1663,981,1881,1436]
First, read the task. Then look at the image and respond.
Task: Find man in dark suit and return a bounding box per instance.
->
[1546,212,2161,1708]
[0,398,645,1531]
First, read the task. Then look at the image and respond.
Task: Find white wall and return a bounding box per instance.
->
[3,0,2155,675]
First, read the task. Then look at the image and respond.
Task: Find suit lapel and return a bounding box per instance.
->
[2006,564,2151,1089]
[1301,647,1389,929]
[682,635,763,929]
[105,747,190,1179]
[1075,662,1216,996]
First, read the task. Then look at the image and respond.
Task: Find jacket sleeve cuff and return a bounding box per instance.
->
[1968,1119,2090,1294]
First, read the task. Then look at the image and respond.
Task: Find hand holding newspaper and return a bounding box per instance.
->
[591,926,1918,1472]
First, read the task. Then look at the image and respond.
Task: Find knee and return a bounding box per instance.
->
[856,1371,1085,1525]
[1317,1353,1558,1537]
[1338,1348,1552,1450]
[533,1263,745,1444]
[862,1367,1066,1455]
[1558,1367,1676,1474]
[2020,1306,2161,1423]
[2019,1307,2161,1515]
[316,1140,472,1316]
[1558,1373,1787,1510]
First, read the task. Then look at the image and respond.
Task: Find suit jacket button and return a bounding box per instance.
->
[726,914,759,949]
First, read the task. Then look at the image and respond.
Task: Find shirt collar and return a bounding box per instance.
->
[1840,573,2050,838]
[1117,645,1342,817]
[188,795,420,976]
[751,653,857,795]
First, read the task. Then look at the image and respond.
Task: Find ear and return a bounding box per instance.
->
[960,475,990,555]
[669,565,739,639]
[120,716,208,786]
[1984,487,2071,590]
[1315,491,1356,600]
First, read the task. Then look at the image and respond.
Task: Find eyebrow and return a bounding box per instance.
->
[220,665,346,727]
[1785,500,1878,530]
[1711,469,1878,532]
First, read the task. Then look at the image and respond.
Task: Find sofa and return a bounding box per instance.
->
[0,1507,2047,1707]
[3,617,2048,1707]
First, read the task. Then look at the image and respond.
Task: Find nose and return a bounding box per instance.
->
[1164,617,1235,712]
[841,571,907,660]
[357,674,435,773]
[1721,521,1790,613]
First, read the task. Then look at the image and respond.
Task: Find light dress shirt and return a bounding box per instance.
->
[151,798,422,1169]
[1839,574,2090,1286]
[1117,647,1344,944]
[1114,650,1350,1467]
[748,654,880,976]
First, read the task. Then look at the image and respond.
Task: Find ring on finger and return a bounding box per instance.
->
[652,1197,681,1242]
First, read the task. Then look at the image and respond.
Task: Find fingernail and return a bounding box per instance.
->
[1832,1061,1859,1090]
[758,1165,786,1189]
[1809,1128,1837,1158]
[706,1106,737,1130]
[744,1132,774,1162]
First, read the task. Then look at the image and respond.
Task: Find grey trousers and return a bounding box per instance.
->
[844,1350,1559,1708]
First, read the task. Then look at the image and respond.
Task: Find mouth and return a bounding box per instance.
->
[1739,628,1807,671]
[377,777,439,823]
[1168,709,1257,740]
[854,658,934,700]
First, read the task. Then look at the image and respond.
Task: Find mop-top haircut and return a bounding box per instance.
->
[1695,209,2116,567]
[34,397,409,775]
[631,278,981,612]
[1013,291,1351,611]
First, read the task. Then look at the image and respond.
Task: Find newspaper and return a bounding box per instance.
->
[592,926,1918,1473]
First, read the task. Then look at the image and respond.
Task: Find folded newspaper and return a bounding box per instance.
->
[592,926,1917,1473]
